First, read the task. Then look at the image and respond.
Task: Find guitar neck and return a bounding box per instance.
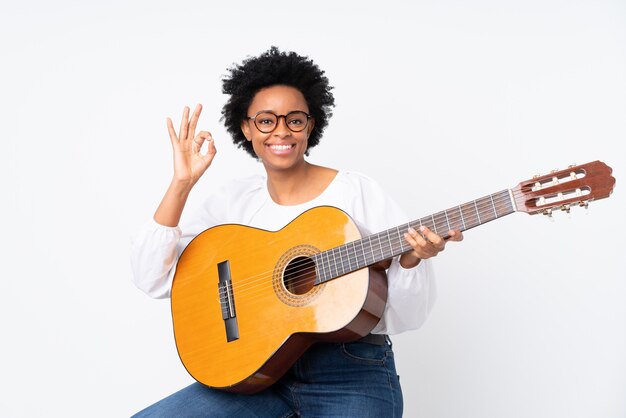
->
[313,189,515,284]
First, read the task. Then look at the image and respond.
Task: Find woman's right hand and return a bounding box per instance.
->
[167,104,217,189]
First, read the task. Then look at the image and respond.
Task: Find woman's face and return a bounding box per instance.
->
[241,85,314,172]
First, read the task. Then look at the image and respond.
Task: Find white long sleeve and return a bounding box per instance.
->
[130,171,436,335]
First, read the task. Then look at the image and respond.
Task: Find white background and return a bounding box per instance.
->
[1,0,625,417]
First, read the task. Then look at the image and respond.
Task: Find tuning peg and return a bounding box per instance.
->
[551,169,559,174]
[560,204,571,213]
[568,164,577,168]
[579,200,589,209]
[543,208,553,217]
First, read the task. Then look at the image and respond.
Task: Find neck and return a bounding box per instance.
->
[265,160,312,205]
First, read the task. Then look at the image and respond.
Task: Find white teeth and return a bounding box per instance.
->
[269,144,293,150]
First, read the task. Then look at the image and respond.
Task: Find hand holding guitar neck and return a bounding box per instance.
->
[400,225,464,268]
[155,104,217,227]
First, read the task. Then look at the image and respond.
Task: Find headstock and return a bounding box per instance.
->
[511,161,615,216]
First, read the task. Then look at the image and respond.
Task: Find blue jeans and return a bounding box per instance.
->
[132,339,403,417]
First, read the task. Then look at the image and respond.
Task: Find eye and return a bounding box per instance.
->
[258,118,275,125]
[287,113,307,125]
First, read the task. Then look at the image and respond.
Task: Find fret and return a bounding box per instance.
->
[316,253,327,283]
[444,210,451,232]
[313,254,322,284]
[458,205,466,230]
[324,249,332,279]
[314,253,322,283]
[377,233,385,260]
[398,225,408,252]
[341,245,350,275]
[357,241,365,269]
[499,190,513,215]
[475,197,489,222]
[435,212,448,235]
[472,200,481,224]
[396,226,405,252]
[346,242,355,271]
[489,195,498,218]
[460,202,478,229]
[366,235,376,264]
[430,214,438,234]
[449,206,463,231]
[337,245,345,276]
[359,238,367,269]
[329,248,336,278]
[386,230,393,257]
[507,189,517,212]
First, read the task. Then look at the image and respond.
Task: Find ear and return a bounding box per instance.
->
[241,120,251,141]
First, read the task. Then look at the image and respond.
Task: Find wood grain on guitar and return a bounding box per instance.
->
[170,160,615,393]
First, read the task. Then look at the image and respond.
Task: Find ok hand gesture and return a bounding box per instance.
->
[167,104,217,188]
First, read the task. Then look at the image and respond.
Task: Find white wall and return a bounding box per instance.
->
[1,1,624,417]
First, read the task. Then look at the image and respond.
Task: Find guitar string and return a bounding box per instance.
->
[218,190,514,293]
[215,190,544,303]
[215,191,522,303]
[217,185,590,305]
[216,185,589,302]
[210,171,593,302]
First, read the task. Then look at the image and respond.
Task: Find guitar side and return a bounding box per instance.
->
[171,206,388,393]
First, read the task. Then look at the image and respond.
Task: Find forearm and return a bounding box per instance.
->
[154,179,194,227]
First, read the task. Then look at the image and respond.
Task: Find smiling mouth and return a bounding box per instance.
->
[267,144,295,151]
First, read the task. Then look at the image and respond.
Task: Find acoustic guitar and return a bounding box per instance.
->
[171,160,615,393]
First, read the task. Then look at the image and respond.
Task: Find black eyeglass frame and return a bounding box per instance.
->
[246,110,312,133]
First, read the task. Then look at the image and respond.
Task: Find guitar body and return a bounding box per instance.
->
[171,206,388,394]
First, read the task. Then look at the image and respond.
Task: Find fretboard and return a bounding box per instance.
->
[312,189,515,284]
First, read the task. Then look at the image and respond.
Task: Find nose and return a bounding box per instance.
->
[273,115,291,137]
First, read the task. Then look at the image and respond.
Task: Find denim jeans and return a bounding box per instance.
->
[132,339,403,417]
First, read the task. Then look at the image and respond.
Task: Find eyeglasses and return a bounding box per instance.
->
[246,110,311,133]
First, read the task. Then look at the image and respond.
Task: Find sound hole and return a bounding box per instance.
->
[283,256,316,295]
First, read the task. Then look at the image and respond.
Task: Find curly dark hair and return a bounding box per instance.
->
[221,46,335,159]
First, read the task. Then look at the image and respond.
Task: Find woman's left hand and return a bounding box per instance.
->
[399,226,463,269]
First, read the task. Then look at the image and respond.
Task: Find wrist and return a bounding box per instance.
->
[399,253,421,269]
[169,178,195,195]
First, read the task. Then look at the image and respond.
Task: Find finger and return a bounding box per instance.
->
[420,226,445,250]
[179,106,190,141]
[166,117,178,143]
[192,131,212,153]
[193,130,210,147]
[405,227,431,253]
[202,138,217,165]
[404,230,436,259]
[447,230,464,242]
[188,104,202,140]
[192,131,217,162]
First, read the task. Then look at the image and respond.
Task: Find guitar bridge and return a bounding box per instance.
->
[217,260,239,342]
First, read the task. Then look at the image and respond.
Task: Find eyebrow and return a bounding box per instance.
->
[255,109,309,114]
